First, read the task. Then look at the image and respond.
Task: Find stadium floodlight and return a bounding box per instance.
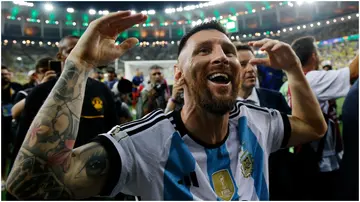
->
[279,2,283,6]
[212,17,216,20]
[98,10,103,15]
[171,41,174,44]
[26,40,30,44]
[263,32,266,35]
[148,10,156,15]
[341,17,344,21]
[39,41,43,45]
[297,1,304,6]
[245,11,248,14]
[243,34,246,38]
[347,16,351,19]
[102,10,109,15]
[131,10,136,14]
[252,9,256,13]
[89,9,96,15]
[44,3,54,11]
[236,36,239,39]
[261,7,265,10]
[31,41,35,44]
[219,16,223,19]
[277,30,281,33]
[357,14,359,17]
[37,19,40,23]
[164,22,168,26]
[176,7,183,12]
[333,19,336,22]
[72,22,76,26]
[47,41,51,45]
[13,0,34,7]
[282,29,287,32]
[310,24,314,27]
[67,8,74,13]
[317,22,321,26]
[297,26,300,30]
[22,40,26,44]
[326,21,330,24]
[13,40,17,44]
[302,25,306,28]
[288,2,294,7]
[136,56,141,60]
[55,42,59,46]
[270,31,273,34]
[17,17,21,21]
[17,57,22,61]
[231,36,234,40]
[45,20,49,24]
[4,40,8,43]
[289,27,293,31]
[55,21,59,24]
[141,10,148,15]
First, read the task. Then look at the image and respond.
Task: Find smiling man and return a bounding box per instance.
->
[6,11,326,200]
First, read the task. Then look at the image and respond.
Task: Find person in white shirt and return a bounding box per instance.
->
[6,11,327,200]
[288,36,358,200]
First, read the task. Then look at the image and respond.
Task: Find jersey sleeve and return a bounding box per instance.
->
[306,68,351,102]
[267,109,291,153]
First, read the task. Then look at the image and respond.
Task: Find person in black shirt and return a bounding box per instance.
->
[12,35,119,175]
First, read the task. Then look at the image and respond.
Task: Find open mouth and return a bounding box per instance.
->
[207,73,230,84]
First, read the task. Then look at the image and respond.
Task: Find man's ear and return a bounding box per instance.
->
[56,52,63,61]
[174,64,182,82]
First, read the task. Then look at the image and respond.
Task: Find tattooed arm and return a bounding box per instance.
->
[6,11,148,199]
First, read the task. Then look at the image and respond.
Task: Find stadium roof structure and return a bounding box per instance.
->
[1,1,358,42]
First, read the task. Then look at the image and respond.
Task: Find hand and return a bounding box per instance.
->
[67,11,147,69]
[248,39,302,73]
[41,70,56,83]
[171,80,183,99]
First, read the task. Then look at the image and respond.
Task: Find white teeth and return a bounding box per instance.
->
[209,73,229,80]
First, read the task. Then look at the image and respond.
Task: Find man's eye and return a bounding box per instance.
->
[199,48,210,53]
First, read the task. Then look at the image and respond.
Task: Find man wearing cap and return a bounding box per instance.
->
[104,67,119,89]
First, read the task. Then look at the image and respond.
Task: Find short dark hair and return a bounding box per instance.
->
[60,35,79,44]
[106,67,115,73]
[234,42,254,55]
[291,36,316,66]
[178,20,228,56]
[1,65,8,70]
[149,65,163,70]
[35,57,53,72]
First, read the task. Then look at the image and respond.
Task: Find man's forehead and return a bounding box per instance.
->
[186,29,231,47]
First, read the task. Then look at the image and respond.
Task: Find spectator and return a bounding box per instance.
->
[111,78,134,124]
[104,67,118,89]
[136,65,169,118]
[22,70,37,90]
[336,79,359,200]
[289,36,358,200]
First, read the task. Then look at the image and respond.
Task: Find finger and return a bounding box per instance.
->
[97,10,132,24]
[249,38,272,48]
[249,58,271,66]
[260,40,278,51]
[45,70,56,76]
[271,42,284,52]
[111,14,147,31]
[115,38,139,55]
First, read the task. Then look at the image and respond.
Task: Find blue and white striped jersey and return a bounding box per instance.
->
[95,100,291,200]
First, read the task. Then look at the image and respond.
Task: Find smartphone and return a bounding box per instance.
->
[48,60,62,75]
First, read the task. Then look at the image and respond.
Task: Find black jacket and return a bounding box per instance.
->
[13,77,119,160]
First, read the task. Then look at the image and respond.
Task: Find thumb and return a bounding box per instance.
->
[116,37,139,55]
[249,58,270,66]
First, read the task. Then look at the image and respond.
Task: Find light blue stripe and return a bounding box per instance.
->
[163,132,195,200]
[205,144,240,200]
[238,117,269,200]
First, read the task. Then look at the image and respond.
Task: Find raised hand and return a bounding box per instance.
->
[68,11,147,69]
[248,39,302,72]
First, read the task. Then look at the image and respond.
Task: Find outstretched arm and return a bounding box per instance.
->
[6,10,147,200]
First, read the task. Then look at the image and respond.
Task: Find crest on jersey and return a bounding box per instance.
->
[240,150,254,178]
[212,169,235,201]
[92,97,103,111]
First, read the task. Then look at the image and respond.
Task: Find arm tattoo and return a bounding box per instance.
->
[6,60,109,199]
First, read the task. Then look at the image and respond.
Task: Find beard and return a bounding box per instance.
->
[186,69,239,116]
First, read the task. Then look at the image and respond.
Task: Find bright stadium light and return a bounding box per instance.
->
[231,36,234,40]
[39,41,43,45]
[4,40,8,43]
[341,17,344,21]
[288,2,294,7]
[261,7,265,10]
[302,25,306,28]
[357,14,359,17]
[141,10,148,15]
[17,57,22,61]
[243,34,246,38]
[245,11,248,14]
[67,8,74,13]
[297,1,304,6]
[333,19,336,22]
[171,41,174,44]
[317,22,321,26]
[13,40,17,44]
[37,19,40,23]
[212,17,216,20]
[347,16,351,19]
[148,10,156,15]
[55,42,59,46]
[72,22,76,26]
[176,7,183,12]
[31,41,35,44]
[47,41,51,45]
[44,3,54,11]
[252,9,256,13]
[326,21,330,24]
[131,10,136,14]
[277,30,281,33]
[102,10,109,15]
[297,26,300,30]
[282,28,286,32]
[22,40,26,44]
[55,21,59,24]
[236,35,239,39]
[289,27,293,31]
[45,20,49,24]
[89,9,96,15]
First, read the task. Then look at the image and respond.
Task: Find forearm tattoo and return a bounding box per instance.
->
[6,60,109,199]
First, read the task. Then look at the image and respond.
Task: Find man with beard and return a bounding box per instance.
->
[7,11,326,200]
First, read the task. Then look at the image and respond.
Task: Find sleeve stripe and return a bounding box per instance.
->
[280,112,291,148]
[120,109,163,131]
[92,135,122,197]
[230,101,269,119]
[126,116,168,136]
